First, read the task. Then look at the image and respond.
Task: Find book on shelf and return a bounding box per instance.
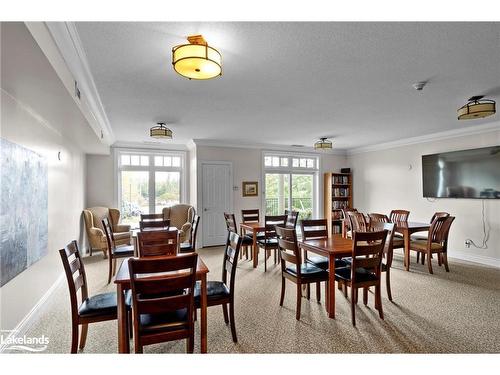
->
[332,210,343,220]
[332,200,349,209]
[332,187,349,197]
[333,175,350,184]
[332,223,342,234]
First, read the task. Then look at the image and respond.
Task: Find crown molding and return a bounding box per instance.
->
[42,22,114,145]
[192,139,348,155]
[112,141,189,151]
[348,121,500,155]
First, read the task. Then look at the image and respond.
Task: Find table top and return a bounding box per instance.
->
[299,235,353,256]
[114,256,209,285]
[393,221,430,231]
[240,222,265,231]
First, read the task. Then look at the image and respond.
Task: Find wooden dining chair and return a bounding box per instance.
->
[140,213,163,221]
[137,230,178,257]
[409,216,455,274]
[341,208,358,238]
[179,215,200,253]
[139,218,170,231]
[389,210,410,222]
[257,215,287,272]
[59,240,131,353]
[285,209,299,229]
[368,213,390,226]
[335,230,387,326]
[347,211,369,233]
[224,212,253,259]
[194,231,242,342]
[276,226,329,320]
[102,217,135,284]
[413,212,450,263]
[128,253,198,353]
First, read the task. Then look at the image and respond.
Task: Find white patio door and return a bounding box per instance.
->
[201,162,232,247]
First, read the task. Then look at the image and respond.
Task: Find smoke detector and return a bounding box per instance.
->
[412,81,427,91]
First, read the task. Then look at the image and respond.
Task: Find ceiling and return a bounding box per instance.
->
[74,22,500,151]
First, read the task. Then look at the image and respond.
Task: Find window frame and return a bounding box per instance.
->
[114,148,187,221]
[261,151,320,219]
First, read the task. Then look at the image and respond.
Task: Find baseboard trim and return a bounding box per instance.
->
[449,251,500,269]
[0,272,64,353]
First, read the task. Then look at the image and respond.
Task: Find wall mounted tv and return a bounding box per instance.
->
[422,145,500,199]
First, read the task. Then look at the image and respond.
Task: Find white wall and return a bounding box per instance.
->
[348,129,500,266]
[0,23,99,330]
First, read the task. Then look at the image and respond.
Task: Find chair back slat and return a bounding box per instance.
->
[389,210,410,223]
[276,226,301,273]
[128,253,198,318]
[140,219,170,231]
[241,209,260,223]
[137,230,178,257]
[59,241,88,317]
[350,230,387,279]
[190,215,200,249]
[285,210,299,229]
[301,219,328,240]
[430,216,455,244]
[224,213,238,233]
[222,232,242,292]
[140,213,164,221]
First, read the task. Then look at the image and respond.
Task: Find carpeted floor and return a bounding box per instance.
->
[23,247,500,353]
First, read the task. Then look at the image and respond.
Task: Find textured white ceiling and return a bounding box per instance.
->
[75,22,500,150]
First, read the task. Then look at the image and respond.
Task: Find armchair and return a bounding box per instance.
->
[162,204,195,243]
[83,207,131,257]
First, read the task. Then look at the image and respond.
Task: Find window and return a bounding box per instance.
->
[116,150,185,226]
[263,152,319,221]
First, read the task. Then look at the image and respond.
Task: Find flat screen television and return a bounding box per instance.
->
[422,145,500,199]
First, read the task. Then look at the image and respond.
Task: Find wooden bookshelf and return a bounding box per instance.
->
[323,172,353,236]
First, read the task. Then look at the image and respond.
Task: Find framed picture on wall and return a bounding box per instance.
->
[242,181,258,197]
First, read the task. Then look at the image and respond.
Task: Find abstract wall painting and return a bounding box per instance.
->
[0,138,48,286]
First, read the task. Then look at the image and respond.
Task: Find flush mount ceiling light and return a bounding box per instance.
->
[172,35,222,80]
[457,96,496,120]
[150,122,172,140]
[314,137,333,150]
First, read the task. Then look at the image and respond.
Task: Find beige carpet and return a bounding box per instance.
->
[21,247,500,353]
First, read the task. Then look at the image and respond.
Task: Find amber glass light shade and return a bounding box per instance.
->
[314,138,333,150]
[172,38,222,80]
[457,98,496,120]
[150,123,173,139]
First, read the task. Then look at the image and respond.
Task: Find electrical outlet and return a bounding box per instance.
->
[465,240,471,248]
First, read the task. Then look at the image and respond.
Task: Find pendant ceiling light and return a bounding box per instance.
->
[150,122,172,140]
[457,96,496,120]
[172,35,222,80]
[314,137,333,150]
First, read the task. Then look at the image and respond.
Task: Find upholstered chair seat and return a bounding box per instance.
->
[83,207,131,257]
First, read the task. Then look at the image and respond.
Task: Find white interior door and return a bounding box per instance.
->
[201,162,232,247]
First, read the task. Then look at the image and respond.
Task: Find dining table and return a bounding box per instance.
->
[393,221,430,271]
[298,235,353,318]
[114,256,209,353]
[239,222,265,268]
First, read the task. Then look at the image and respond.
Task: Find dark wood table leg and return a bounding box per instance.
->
[117,284,130,353]
[404,228,411,271]
[252,231,258,268]
[200,274,207,353]
[327,254,336,318]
